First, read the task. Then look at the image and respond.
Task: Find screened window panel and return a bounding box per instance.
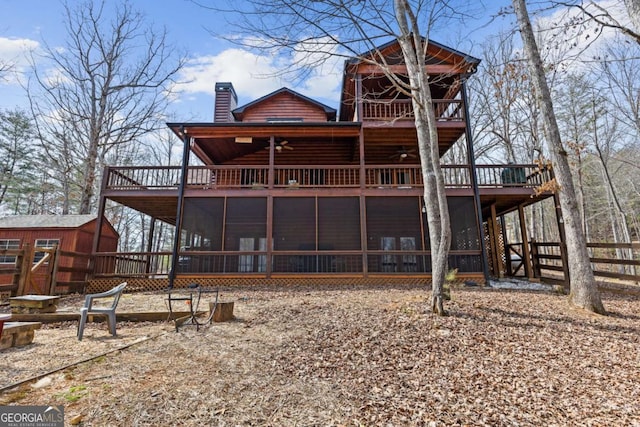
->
[273,197,315,250]
[365,197,423,250]
[182,198,224,250]
[224,198,267,251]
[318,197,360,250]
[448,197,480,250]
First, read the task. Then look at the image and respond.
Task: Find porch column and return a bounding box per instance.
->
[553,193,570,285]
[461,80,490,282]
[168,126,191,289]
[518,204,533,278]
[500,214,509,275]
[145,217,156,275]
[358,129,368,276]
[266,135,275,277]
[90,166,109,280]
[490,203,504,277]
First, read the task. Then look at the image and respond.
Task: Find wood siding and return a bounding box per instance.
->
[241,92,330,122]
[0,220,118,287]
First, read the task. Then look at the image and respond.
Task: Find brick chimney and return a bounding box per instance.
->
[214,82,238,123]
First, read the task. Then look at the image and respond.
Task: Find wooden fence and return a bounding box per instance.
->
[527,241,640,286]
[0,244,93,297]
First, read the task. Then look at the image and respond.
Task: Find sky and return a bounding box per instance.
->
[0,0,628,122]
[0,0,510,121]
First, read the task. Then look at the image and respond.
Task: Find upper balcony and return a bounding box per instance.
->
[361,99,464,123]
[358,98,468,154]
[104,163,551,192]
[102,163,552,224]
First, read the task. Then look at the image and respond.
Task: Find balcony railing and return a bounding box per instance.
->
[104,164,552,192]
[92,250,482,277]
[361,99,464,122]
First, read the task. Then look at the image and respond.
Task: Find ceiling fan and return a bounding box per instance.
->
[265,139,293,152]
[389,146,417,162]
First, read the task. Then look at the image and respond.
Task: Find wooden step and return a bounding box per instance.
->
[9,311,202,323]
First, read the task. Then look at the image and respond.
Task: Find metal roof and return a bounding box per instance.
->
[0,215,98,229]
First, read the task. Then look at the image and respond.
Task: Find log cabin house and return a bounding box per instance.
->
[90,39,556,291]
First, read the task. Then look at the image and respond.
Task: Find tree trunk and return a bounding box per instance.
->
[626,0,640,32]
[395,0,451,316]
[512,0,605,314]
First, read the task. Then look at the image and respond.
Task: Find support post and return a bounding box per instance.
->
[266,136,275,278]
[553,193,570,286]
[461,80,490,283]
[48,245,59,295]
[500,214,510,276]
[168,126,191,289]
[17,243,33,296]
[358,130,368,277]
[90,166,109,281]
[145,217,156,275]
[490,204,504,278]
[530,238,541,277]
[518,204,533,278]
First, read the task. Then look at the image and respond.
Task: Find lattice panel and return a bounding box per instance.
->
[87,274,486,294]
[483,222,494,276]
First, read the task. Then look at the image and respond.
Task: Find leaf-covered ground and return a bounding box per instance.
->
[1,285,639,426]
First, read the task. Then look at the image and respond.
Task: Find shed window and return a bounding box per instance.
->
[34,239,60,263]
[0,239,20,264]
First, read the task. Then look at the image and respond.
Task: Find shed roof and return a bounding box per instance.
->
[0,215,99,229]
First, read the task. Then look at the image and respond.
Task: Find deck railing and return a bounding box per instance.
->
[92,250,482,278]
[103,164,553,191]
[361,99,464,121]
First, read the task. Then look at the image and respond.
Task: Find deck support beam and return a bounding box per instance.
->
[461,80,490,282]
[518,204,533,278]
[490,203,503,277]
[168,126,191,289]
[553,193,570,286]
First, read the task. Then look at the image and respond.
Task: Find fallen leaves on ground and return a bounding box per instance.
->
[1,285,639,426]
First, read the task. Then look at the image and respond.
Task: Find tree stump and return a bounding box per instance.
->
[210,301,234,322]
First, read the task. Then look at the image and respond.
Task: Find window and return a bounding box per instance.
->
[34,239,60,263]
[400,237,417,271]
[381,237,397,272]
[0,239,20,264]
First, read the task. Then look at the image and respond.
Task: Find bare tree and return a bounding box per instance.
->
[512,0,605,314]
[204,0,481,314]
[28,0,186,214]
[0,60,13,81]
[552,0,640,43]
[627,0,640,31]
[470,32,546,164]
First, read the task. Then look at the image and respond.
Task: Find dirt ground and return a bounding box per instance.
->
[1,284,639,426]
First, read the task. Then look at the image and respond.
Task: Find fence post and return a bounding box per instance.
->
[530,239,541,278]
[17,243,33,296]
[11,248,24,295]
[49,245,60,295]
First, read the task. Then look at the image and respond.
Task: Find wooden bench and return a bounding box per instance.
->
[0,321,41,350]
[10,295,60,314]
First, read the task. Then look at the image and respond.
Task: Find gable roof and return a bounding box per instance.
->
[339,38,480,122]
[347,37,480,68]
[232,87,336,121]
[0,215,99,229]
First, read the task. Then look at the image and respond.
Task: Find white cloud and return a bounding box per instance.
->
[175,39,344,109]
[534,0,630,71]
[176,48,284,101]
[0,37,39,84]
